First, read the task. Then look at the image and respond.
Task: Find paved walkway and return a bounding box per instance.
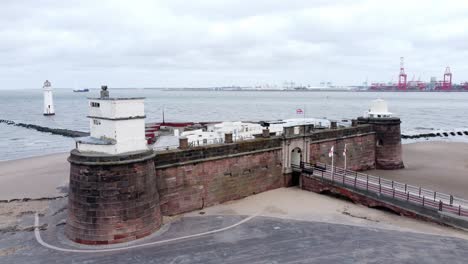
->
[2,214,468,263]
[2,187,468,263]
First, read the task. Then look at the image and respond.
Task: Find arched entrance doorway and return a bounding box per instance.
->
[290,147,302,186]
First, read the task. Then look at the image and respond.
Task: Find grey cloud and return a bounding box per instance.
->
[1,0,468,89]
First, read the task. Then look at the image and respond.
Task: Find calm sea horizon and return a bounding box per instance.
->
[1,89,467,161]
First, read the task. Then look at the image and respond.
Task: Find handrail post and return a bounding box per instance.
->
[405,184,407,193]
[439,200,443,211]
[354,175,357,188]
[422,196,425,207]
[366,175,369,190]
[392,180,394,189]
[392,188,395,198]
[379,183,381,193]
[450,195,454,205]
[419,187,421,197]
[459,205,462,216]
[433,192,436,201]
[407,192,410,201]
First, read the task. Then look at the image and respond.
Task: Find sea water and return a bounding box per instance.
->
[1,89,467,161]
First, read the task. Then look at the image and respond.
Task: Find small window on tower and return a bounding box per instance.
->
[93,119,101,125]
[91,102,100,107]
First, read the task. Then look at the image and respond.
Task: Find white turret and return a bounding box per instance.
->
[43,80,55,116]
[75,86,149,155]
[365,99,392,118]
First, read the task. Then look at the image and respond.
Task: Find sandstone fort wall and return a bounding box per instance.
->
[154,138,283,215]
[66,121,404,244]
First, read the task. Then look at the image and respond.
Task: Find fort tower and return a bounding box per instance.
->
[358,99,404,169]
[65,86,162,245]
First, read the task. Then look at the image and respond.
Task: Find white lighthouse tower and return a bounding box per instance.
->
[43,80,55,116]
[75,86,148,155]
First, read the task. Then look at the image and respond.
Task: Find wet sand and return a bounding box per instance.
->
[0,153,69,200]
[369,142,468,199]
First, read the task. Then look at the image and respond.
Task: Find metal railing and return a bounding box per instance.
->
[298,162,468,218]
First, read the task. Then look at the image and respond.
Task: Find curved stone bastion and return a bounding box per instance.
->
[358,117,404,170]
[66,150,162,245]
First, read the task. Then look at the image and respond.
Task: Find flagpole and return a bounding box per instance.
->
[331,146,334,177]
[344,143,347,170]
[344,153,347,171]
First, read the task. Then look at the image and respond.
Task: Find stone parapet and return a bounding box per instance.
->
[284,124,374,141]
[154,137,282,168]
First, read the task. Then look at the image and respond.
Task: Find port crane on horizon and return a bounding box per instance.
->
[370,57,467,91]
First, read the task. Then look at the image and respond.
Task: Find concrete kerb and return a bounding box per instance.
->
[34,212,261,253]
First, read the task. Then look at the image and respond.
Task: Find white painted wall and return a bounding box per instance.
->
[88,99,144,119]
[114,119,147,153]
[78,97,148,155]
[90,118,115,139]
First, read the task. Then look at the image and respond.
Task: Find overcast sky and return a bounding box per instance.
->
[2,0,468,89]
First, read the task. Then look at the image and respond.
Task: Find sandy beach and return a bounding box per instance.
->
[185,187,468,240]
[0,152,69,201]
[369,141,468,199]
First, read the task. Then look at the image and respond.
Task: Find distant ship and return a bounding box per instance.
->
[73,88,89,92]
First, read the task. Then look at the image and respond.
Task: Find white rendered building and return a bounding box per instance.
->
[76,87,149,155]
[43,80,55,116]
[179,118,331,147]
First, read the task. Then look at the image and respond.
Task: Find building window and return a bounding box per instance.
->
[93,119,101,125]
[294,126,300,135]
[91,102,100,107]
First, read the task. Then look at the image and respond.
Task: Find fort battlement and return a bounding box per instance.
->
[66,122,403,244]
[65,93,404,244]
